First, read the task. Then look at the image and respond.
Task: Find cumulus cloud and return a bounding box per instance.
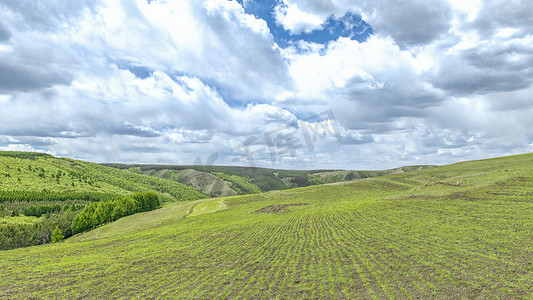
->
[364,0,452,47]
[0,64,302,164]
[281,36,443,128]
[272,0,452,47]
[71,0,291,101]
[273,1,326,34]
[471,0,533,38]
[431,33,533,96]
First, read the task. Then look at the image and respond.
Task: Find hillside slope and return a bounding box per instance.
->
[314,165,434,183]
[105,163,435,196]
[105,164,328,193]
[0,152,206,202]
[143,168,238,197]
[1,153,532,299]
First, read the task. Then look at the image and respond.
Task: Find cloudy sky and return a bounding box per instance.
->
[0,0,532,169]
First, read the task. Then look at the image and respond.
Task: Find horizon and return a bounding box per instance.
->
[1,1,532,170]
[5,149,532,172]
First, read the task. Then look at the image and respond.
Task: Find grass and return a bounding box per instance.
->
[0,153,532,298]
[0,153,206,202]
[211,172,263,195]
[0,215,43,225]
[189,198,228,217]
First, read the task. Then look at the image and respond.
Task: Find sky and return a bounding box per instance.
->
[0,0,532,170]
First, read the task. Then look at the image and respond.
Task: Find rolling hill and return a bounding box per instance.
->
[104,163,435,197]
[104,163,330,195]
[1,153,532,298]
[0,152,206,203]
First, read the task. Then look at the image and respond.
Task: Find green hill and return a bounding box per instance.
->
[104,164,330,193]
[104,164,435,196]
[1,153,532,298]
[142,168,239,197]
[314,165,435,183]
[0,152,206,202]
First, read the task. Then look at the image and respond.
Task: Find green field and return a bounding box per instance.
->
[1,153,533,298]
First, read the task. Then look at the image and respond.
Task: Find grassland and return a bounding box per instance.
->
[1,153,532,298]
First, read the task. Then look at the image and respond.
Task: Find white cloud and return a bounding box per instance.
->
[0,144,45,153]
[43,0,291,101]
[273,1,325,34]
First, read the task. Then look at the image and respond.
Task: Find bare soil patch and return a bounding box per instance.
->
[254,203,308,214]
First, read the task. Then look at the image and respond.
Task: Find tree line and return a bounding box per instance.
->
[0,191,115,203]
[0,192,160,250]
[0,152,52,160]
[0,210,78,250]
[22,204,63,217]
[71,192,160,234]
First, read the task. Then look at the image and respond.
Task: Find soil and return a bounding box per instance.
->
[254,203,308,214]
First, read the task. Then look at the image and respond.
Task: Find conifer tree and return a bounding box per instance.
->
[51,226,64,243]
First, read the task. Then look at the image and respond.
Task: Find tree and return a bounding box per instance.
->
[71,213,89,234]
[51,226,64,243]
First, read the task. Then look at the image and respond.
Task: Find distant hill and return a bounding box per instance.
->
[102,163,434,197]
[103,164,332,196]
[104,163,435,197]
[314,165,435,183]
[143,168,238,197]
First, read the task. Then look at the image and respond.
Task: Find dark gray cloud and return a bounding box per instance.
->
[432,63,532,96]
[432,49,533,96]
[428,1,533,96]
[0,22,11,42]
[366,0,452,47]
[461,44,533,71]
[472,0,533,38]
[329,73,444,130]
[0,60,73,93]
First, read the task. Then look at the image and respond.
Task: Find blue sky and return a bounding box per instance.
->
[0,0,532,169]
[236,0,372,47]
